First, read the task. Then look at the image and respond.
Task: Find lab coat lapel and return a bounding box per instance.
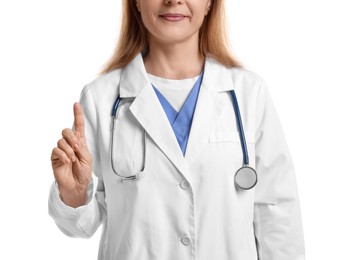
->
[183,55,234,166]
[119,52,234,178]
[120,52,189,178]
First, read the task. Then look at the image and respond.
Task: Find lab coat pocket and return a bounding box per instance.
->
[208,130,256,168]
[111,101,146,180]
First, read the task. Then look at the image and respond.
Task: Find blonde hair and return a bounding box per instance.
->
[99,0,243,75]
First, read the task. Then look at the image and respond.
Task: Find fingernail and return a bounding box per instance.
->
[74,144,79,151]
[65,158,71,164]
[71,155,77,162]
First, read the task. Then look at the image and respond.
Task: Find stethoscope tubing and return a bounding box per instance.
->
[111,100,147,182]
[228,90,249,166]
[112,95,121,117]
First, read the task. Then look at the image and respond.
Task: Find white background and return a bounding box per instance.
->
[1,0,342,259]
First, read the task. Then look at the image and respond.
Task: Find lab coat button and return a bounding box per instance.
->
[180,179,190,189]
[181,235,191,246]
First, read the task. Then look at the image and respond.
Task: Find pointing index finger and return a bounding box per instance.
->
[73,102,85,137]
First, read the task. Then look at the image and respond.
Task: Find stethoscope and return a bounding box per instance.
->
[111,89,258,190]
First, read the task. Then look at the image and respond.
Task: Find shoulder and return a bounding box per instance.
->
[230,67,267,97]
[78,67,123,114]
[229,67,265,86]
[207,55,266,94]
[214,60,271,109]
[225,66,274,116]
[82,68,123,96]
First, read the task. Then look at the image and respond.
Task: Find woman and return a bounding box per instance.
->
[49,0,306,259]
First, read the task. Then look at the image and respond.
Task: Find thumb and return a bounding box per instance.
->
[73,102,85,138]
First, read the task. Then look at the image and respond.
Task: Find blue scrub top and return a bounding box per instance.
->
[152,71,204,156]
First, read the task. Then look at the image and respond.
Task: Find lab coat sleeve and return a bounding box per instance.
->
[253,80,306,259]
[48,85,107,238]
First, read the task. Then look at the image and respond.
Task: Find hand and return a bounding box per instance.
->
[51,102,93,207]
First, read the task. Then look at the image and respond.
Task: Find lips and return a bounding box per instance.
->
[159,13,188,22]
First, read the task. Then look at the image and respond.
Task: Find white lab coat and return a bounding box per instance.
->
[48,51,306,260]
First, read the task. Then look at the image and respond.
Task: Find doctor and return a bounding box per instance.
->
[49,0,306,259]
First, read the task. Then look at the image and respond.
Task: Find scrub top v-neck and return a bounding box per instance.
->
[150,71,204,156]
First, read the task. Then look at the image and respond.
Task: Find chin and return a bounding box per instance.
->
[156,31,196,45]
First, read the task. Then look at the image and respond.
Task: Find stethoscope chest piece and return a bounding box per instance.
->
[234,166,257,190]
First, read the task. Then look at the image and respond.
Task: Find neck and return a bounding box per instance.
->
[143,33,205,80]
